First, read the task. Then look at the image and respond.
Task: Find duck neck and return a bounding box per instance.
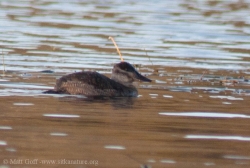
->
[111,75,133,87]
[111,69,134,87]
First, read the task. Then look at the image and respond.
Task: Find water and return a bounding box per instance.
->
[0,0,250,168]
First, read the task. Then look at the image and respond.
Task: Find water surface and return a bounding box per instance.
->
[0,0,250,168]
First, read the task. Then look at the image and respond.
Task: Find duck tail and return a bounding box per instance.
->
[43,89,61,94]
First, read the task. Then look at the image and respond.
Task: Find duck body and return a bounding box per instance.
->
[44,62,151,97]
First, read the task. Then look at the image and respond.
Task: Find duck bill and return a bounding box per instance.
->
[134,71,152,82]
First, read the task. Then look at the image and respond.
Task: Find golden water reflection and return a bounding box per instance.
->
[0,66,250,167]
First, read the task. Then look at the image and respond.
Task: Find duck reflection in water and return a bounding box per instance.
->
[44,62,151,97]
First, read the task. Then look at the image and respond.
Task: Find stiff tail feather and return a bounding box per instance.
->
[43,90,62,94]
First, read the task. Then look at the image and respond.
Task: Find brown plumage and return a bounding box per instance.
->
[43,62,151,97]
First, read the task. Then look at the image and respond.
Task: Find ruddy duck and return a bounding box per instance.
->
[43,62,151,97]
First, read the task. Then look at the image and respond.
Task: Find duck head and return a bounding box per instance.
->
[111,62,151,85]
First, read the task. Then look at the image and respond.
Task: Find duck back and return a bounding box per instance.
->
[44,71,137,97]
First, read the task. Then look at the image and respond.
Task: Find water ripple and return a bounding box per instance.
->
[0,140,7,146]
[0,126,12,130]
[43,114,80,118]
[50,132,68,136]
[159,112,250,118]
[104,145,126,150]
[210,95,244,100]
[185,135,250,141]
